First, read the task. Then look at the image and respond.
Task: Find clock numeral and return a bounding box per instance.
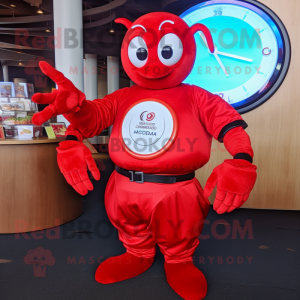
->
[213,6,223,16]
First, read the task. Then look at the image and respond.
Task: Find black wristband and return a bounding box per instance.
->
[234,153,253,164]
[218,120,248,142]
[66,135,78,141]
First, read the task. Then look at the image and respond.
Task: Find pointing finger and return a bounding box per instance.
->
[32,106,55,125]
[32,89,58,104]
[39,61,74,90]
[39,61,65,82]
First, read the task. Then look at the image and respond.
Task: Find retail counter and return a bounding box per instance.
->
[0,137,83,233]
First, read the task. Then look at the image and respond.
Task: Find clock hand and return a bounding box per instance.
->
[215,48,253,62]
[213,53,229,77]
[200,33,229,78]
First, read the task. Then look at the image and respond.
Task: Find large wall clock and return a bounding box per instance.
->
[180,0,291,113]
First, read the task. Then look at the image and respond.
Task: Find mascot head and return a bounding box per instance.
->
[115,12,214,90]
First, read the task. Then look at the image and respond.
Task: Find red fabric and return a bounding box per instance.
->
[223,127,254,157]
[116,12,214,90]
[31,11,258,296]
[64,88,128,138]
[105,171,210,262]
[32,61,86,126]
[56,141,100,195]
[204,159,257,214]
[64,125,84,143]
[165,261,207,300]
[95,252,154,284]
[64,84,243,174]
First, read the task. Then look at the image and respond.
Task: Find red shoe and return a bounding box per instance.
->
[164,261,207,300]
[95,252,154,284]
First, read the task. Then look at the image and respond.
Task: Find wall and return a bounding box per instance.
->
[196,0,300,210]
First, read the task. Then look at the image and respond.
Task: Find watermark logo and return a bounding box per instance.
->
[24,57,54,88]
[15,218,253,241]
[66,255,253,265]
[15,27,262,51]
[24,247,55,277]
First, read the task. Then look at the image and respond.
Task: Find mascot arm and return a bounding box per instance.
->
[64,88,128,139]
[57,88,128,195]
[31,61,103,195]
[193,86,257,214]
[31,61,127,139]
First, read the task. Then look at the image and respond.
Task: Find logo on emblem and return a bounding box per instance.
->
[121,99,178,159]
[140,111,155,121]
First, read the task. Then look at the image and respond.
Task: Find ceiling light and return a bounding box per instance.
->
[10,1,16,8]
[37,5,43,14]
[19,62,22,66]
[109,28,115,33]
[45,22,51,33]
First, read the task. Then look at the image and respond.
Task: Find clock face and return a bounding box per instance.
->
[180,0,291,113]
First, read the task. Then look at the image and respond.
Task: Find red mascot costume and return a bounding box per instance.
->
[32,12,257,300]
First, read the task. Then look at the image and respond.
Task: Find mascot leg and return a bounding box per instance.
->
[150,178,210,300]
[95,171,156,284]
[95,252,154,284]
[95,171,210,300]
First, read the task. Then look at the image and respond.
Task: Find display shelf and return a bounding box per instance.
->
[3,110,37,112]
[0,137,64,144]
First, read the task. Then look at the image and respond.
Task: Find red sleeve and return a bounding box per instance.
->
[192,85,247,142]
[223,127,254,158]
[65,124,84,142]
[63,87,129,139]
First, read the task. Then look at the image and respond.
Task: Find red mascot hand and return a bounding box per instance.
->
[204,159,257,214]
[32,61,86,126]
[57,141,100,196]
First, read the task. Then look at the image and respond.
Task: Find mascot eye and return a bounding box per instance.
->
[158,33,183,66]
[161,46,173,59]
[136,47,148,61]
[128,36,148,68]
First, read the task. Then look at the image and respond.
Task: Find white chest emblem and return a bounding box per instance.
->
[120,99,178,159]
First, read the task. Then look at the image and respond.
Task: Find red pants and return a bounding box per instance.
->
[105,171,210,263]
